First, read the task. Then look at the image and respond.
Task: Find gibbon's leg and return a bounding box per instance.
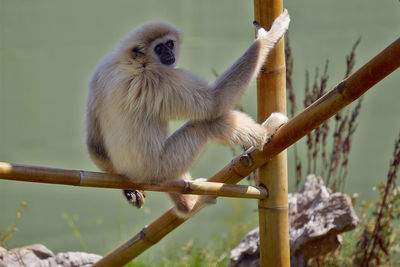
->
[162,111,287,218]
[158,121,212,181]
[211,9,290,116]
[158,118,247,217]
[157,110,286,182]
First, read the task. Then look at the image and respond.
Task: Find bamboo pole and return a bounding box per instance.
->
[93,38,400,266]
[253,0,290,266]
[0,162,267,199]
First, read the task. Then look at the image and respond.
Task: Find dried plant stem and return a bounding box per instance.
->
[320,120,330,178]
[328,112,348,190]
[285,32,303,189]
[325,38,361,189]
[0,162,268,200]
[338,97,363,191]
[361,132,400,266]
[304,69,313,174]
[319,61,330,179]
[345,37,361,79]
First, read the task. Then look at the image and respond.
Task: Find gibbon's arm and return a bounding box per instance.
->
[163,9,290,121]
[211,9,290,116]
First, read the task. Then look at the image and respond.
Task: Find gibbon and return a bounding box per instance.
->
[86,10,290,218]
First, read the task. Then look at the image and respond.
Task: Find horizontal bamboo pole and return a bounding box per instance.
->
[93,36,400,267]
[0,162,267,199]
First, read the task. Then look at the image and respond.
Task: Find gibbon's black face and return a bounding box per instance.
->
[154,40,175,66]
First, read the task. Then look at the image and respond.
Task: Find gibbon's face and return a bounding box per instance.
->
[120,22,182,68]
[149,34,179,67]
[154,39,175,65]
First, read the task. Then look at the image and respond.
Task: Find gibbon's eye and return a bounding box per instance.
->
[165,40,174,49]
[154,44,164,55]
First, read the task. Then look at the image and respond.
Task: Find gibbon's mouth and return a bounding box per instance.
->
[161,55,175,66]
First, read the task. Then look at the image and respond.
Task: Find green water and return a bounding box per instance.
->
[1,0,399,259]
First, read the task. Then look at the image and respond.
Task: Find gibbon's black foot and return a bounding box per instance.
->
[123,189,146,208]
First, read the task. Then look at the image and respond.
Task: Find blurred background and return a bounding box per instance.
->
[1,0,399,261]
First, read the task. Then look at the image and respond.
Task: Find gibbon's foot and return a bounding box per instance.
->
[262,112,288,143]
[198,195,217,205]
[123,189,146,208]
[172,194,217,219]
[170,193,198,218]
[193,178,218,205]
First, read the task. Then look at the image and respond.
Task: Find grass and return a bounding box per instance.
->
[0,201,28,248]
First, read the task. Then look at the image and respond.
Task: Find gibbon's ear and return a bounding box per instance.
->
[131,46,145,55]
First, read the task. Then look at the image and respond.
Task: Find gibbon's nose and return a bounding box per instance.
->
[161,52,175,65]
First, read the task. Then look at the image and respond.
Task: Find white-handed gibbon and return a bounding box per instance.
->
[86,10,290,218]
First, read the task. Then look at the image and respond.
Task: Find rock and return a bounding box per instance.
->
[0,244,101,267]
[229,174,359,267]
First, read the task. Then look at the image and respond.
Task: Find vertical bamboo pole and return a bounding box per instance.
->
[254,0,290,266]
